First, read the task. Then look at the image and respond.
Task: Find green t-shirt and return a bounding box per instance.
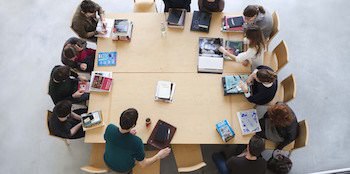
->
[103,124,145,172]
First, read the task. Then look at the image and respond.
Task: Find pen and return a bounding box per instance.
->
[167,128,170,140]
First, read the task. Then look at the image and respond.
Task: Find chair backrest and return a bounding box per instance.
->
[293,120,309,150]
[133,151,160,174]
[273,40,289,72]
[133,0,157,13]
[269,11,280,41]
[81,143,109,173]
[172,144,207,173]
[281,74,296,103]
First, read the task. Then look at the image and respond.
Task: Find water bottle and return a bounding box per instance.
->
[160,22,167,37]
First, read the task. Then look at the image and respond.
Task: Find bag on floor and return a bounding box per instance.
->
[267,150,293,174]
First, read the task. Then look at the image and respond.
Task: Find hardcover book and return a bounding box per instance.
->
[98,52,117,66]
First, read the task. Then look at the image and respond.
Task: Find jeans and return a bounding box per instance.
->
[212,152,230,174]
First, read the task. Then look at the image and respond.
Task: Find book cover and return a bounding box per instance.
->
[98,52,117,66]
[198,37,224,73]
[222,75,249,95]
[81,111,105,131]
[167,8,183,24]
[216,119,235,142]
[191,11,211,32]
[147,120,177,149]
[225,40,244,56]
[89,71,113,92]
[221,16,244,32]
[155,81,176,102]
[236,109,261,135]
[225,16,244,28]
[114,19,129,33]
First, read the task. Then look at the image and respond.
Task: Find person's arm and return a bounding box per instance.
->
[276,122,299,150]
[61,55,81,70]
[218,46,237,61]
[137,148,171,168]
[71,112,81,121]
[198,0,203,11]
[70,122,83,136]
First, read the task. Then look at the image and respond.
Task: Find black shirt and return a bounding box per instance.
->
[226,156,266,174]
[49,113,80,139]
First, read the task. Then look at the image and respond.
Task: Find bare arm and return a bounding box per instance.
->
[70,122,83,136]
[71,112,81,121]
[137,148,171,168]
[219,46,237,61]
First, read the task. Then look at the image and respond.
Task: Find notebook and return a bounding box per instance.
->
[191,11,212,32]
[147,120,177,149]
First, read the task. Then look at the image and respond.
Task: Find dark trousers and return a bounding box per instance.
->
[71,93,90,104]
[212,152,230,174]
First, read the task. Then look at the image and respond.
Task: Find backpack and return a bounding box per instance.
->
[267,150,293,174]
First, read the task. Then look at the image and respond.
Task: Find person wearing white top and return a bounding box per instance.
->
[219,26,265,70]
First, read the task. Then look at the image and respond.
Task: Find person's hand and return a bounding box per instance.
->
[72,89,85,98]
[156,147,171,160]
[78,75,88,82]
[130,129,137,135]
[242,60,250,66]
[239,81,249,93]
[98,30,107,35]
[80,63,87,71]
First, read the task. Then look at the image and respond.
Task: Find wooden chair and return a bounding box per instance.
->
[133,151,160,174]
[266,11,280,50]
[172,144,207,173]
[81,143,109,173]
[264,40,289,72]
[265,120,309,151]
[46,110,70,146]
[133,0,158,13]
[268,74,296,105]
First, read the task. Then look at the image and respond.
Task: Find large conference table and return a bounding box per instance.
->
[85,13,255,145]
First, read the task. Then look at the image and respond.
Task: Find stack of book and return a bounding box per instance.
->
[221,16,244,32]
[112,19,133,41]
[191,11,212,33]
[236,109,261,135]
[216,119,235,142]
[197,37,224,74]
[167,8,186,29]
[81,111,105,131]
[155,81,176,102]
[89,71,113,92]
[222,74,249,95]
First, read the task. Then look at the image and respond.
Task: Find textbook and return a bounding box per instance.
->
[221,16,244,32]
[191,11,212,32]
[167,8,186,29]
[98,52,117,66]
[81,111,105,131]
[112,19,133,41]
[155,81,176,102]
[222,74,249,95]
[95,18,114,38]
[198,37,224,73]
[236,109,261,135]
[78,81,90,93]
[216,119,235,142]
[90,71,113,92]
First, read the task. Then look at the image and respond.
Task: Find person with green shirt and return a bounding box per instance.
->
[104,108,171,174]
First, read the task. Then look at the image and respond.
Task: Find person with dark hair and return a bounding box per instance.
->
[239,65,278,105]
[257,102,299,150]
[219,26,265,70]
[48,100,86,139]
[104,108,171,174]
[163,0,191,12]
[243,5,273,40]
[61,37,95,72]
[212,135,266,174]
[71,0,106,42]
[198,0,225,12]
[48,65,89,104]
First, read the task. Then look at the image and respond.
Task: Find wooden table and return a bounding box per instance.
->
[85,13,254,144]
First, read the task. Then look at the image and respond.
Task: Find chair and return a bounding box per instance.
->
[265,120,309,151]
[133,0,158,13]
[81,143,109,173]
[266,11,280,50]
[46,110,70,146]
[263,40,289,72]
[172,144,207,173]
[133,151,160,174]
[268,74,296,105]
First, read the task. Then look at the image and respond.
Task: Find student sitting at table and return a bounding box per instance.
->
[61,37,95,72]
[257,102,299,150]
[212,135,266,174]
[219,26,265,70]
[239,65,277,105]
[243,5,273,40]
[163,0,191,12]
[198,0,225,12]
[71,0,106,43]
[104,108,171,174]
[48,100,86,139]
[48,65,89,104]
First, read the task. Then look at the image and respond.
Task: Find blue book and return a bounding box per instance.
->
[216,119,235,142]
[98,52,117,66]
[222,75,249,95]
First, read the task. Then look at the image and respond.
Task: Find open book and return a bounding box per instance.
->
[236,109,261,135]
[155,81,176,102]
[81,111,105,131]
[198,37,224,74]
[95,18,114,38]
[90,71,113,92]
[222,74,249,95]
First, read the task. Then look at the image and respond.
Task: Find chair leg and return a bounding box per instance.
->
[65,139,70,146]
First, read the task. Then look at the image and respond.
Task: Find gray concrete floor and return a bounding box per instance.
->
[0,0,349,173]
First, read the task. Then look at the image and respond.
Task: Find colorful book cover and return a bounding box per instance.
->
[222,75,249,95]
[225,40,244,56]
[236,109,262,135]
[216,119,235,142]
[98,52,117,66]
[91,75,112,91]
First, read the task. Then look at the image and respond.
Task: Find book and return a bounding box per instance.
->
[221,16,244,32]
[167,8,186,29]
[198,37,224,73]
[98,52,117,66]
[112,19,134,41]
[90,71,113,92]
[78,81,90,93]
[216,119,235,142]
[224,40,244,56]
[81,111,105,131]
[191,11,212,32]
[147,120,177,149]
[155,81,176,102]
[236,109,261,135]
[95,18,114,38]
[222,75,249,95]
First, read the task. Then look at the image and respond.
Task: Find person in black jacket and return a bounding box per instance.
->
[198,0,225,12]
[239,65,277,105]
[257,102,299,150]
[48,65,89,104]
[163,0,191,12]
